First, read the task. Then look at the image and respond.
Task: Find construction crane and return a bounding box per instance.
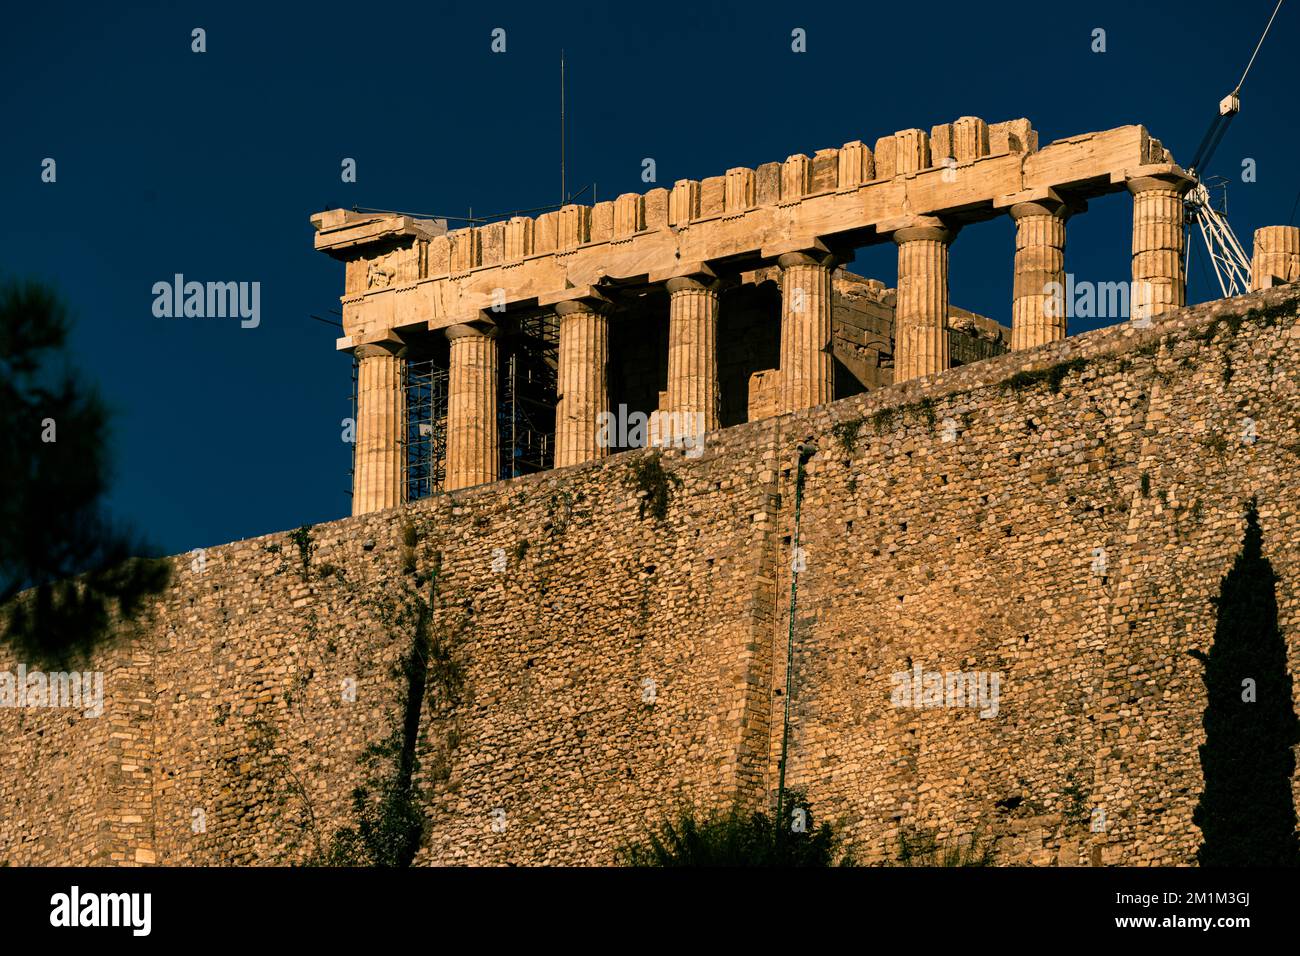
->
[1182,0,1285,297]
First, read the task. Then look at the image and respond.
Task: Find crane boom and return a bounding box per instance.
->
[1183,0,1286,298]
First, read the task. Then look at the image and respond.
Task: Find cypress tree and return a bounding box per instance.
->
[1191,500,1300,866]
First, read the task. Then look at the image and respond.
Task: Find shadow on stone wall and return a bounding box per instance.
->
[1191,500,1300,866]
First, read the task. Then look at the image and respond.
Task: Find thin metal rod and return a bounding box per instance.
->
[1235,0,1285,93]
[561,50,566,205]
[347,356,357,500]
[351,205,482,223]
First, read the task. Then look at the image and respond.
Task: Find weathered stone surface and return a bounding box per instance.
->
[613,194,644,239]
[1010,198,1071,349]
[316,122,1201,346]
[1128,169,1194,322]
[1252,225,1300,290]
[891,219,955,381]
[554,298,609,468]
[444,324,498,490]
[6,287,1299,867]
[351,339,404,515]
[724,167,755,214]
[666,276,720,433]
[778,251,835,410]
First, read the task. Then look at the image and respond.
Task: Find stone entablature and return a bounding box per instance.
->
[313,119,1176,349]
[313,117,1204,514]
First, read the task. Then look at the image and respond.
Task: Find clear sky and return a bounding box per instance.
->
[3,0,1295,557]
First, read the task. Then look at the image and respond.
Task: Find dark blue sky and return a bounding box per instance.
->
[3,0,1296,557]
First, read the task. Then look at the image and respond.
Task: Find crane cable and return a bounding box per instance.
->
[1234,0,1285,96]
[1188,0,1285,175]
[1185,0,1287,297]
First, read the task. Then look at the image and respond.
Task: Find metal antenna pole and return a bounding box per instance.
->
[560,50,566,205]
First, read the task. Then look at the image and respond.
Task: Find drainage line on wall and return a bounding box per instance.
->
[774,440,817,841]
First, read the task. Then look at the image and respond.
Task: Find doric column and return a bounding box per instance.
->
[665,274,720,442]
[1250,225,1300,291]
[352,339,404,516]
[444,323,498,491]
[554,298,610,468]
[777,250,835,412]
[1010,198,1071,349]
[1127,171,1193,323]
[891,218,956,381]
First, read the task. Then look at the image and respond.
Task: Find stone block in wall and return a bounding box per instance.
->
[894,128,931,174]
[505,217,535,260]
[1143,133,1173,164]
[449,228,481,273]
[874,135,897,179]
[953,116,990,162]
[558,205,591,250]
[1057,841,1079,866]
[781,154,811,201]
[591,201,614,243]
[700,176,725,217]
[1251,225,1300,289]
[644,188,669,229]
[748,368,782,421]
[345,258,365,293]
[725,167,755,214]
[480,222,505,267]
[427,235,451,276]
[930,123,955,162]
[614,193,645,238]
[669,180,701,226]
[810,148,838,194]
[837,141,874,188]
[755,162,782,205]
[989,118,1038,154]
[534,211,559,254]
[396,242,420,283]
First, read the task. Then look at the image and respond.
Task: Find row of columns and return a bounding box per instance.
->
[912,170,1195,352]
[350,173,1199,514]
[350,324,499,516]
[349,275,732,515]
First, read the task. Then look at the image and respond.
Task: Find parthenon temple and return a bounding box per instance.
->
[312,117,1300,515]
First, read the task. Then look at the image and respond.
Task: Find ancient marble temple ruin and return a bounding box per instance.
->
[312,116,1300,515]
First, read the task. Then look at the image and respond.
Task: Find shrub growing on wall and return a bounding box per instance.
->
[618,790,849,866]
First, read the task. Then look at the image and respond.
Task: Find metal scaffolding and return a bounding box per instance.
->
[499,313,558,478]
[403,357,448,501]
[348,355,357,505]
[373,317,556,502]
